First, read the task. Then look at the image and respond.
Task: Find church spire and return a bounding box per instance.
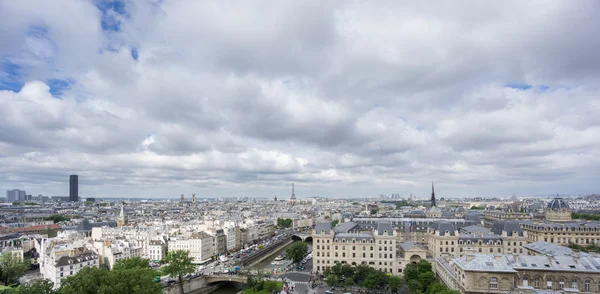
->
[431,181,436,207]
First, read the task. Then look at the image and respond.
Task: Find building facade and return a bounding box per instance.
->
[427,221,529,258]
[312,222,399,275]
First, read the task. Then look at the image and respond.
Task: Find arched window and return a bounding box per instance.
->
[571,279,578,289]
[489,277,498,289]
[546,278,552,289]
[535,277,541,288]
[522,277,528,287]
[585,280,591,291]
[559,278,565,289]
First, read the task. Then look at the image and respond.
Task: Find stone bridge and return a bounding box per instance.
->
[204,275,248,284]
[291,234,312,241]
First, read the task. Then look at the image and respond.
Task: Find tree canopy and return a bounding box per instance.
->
[330,220,339,227]
[112,257,152,271]
[276,218,293,228]
[162,250,195,294]
[57,263,161,294]
[324,264,389,289]
[403,260,458,294]
[44,215,70,224]
[0,250,29,285]
[285,242,308,264]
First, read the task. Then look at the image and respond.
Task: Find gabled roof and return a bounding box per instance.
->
[333,222,357,233]
[400,241,425,252]
[315,222,332,234]
[430,221,456,236]
[491,221,523,236]
[376,222,393,236]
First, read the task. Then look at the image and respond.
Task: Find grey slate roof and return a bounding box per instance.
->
[547,198,570,210]
[460,225,492,235]
[430,221,457,236]
[333,221,358,233]
[400,241,425,251]
[335,232,373,241]
[55,251,97,267]
[315,222,332,234]
[376,222,394,236]
[491,221,524,236]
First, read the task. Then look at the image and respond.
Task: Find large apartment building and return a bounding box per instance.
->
[312,221,400,275]
[435,242,600,293]
[427,221,529,258]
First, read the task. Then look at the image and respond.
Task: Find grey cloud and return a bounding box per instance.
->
[1,1,600,198]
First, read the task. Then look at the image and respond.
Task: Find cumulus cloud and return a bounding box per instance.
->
[1,0,599,198]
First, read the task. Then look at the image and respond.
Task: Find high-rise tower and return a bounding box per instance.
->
[290,183,296,200]
[69,175,78,202]
[431,181,436,207]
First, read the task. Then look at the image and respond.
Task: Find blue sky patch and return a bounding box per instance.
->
[506,83,532,90]
[0,60,24,92]
[131,47,139,60]
[47,78,74,96]
[97,0,127,32]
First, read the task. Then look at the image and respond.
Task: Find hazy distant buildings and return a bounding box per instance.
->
[69,175,78,202]
[6,189,26,202]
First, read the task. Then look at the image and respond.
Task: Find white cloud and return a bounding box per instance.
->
[0,0,599,198]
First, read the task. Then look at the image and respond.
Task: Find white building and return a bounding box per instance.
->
[148,239,167,262]
[40,235,99,289]
[225,225,237,252]
[168,231,213,263]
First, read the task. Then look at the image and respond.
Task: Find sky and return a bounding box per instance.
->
[1,1,599,199]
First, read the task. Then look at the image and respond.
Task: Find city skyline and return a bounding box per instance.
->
[1,1,600,198]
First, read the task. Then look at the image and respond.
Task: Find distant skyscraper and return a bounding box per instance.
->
[290,183,296,200]
[6,189,26,202]
[69,175,78,202]
[431,181,436,207]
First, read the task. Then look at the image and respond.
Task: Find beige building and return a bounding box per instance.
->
[545,198,573,222]
[312,222,399,275]
[436,250,600,294]
[521,220,600,246]
[483,210,532,228]
[427,221,529,258]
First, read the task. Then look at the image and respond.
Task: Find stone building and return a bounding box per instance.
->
[520,220,600,245]
[483,210,532,228]
[545,197,572,222]
[427,221,528,258]
[312,221,399,275]
[436,251,600,293]
[353,217,472,246]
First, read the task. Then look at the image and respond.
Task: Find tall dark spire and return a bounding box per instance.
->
[290,183,296,200]
[431,181,436,207]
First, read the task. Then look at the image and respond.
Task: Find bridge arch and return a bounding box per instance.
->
[291,234,312,242]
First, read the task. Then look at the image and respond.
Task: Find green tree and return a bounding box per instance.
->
[389,276,402,293]
[330,220,339,227]
[276,218,293,228]
[17,279,57,294]
[0,251,30,285]
[112,257,151,271]
[45,215,70,224]
[325,274,339,287]
[343,277,355,287]
[364,271,388,289]
[402,260,452,294]
[162,250,195,294]
[58,261,161,294]
[370,209,378,215]
[285,242,308,264]
[57,267,108,294]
